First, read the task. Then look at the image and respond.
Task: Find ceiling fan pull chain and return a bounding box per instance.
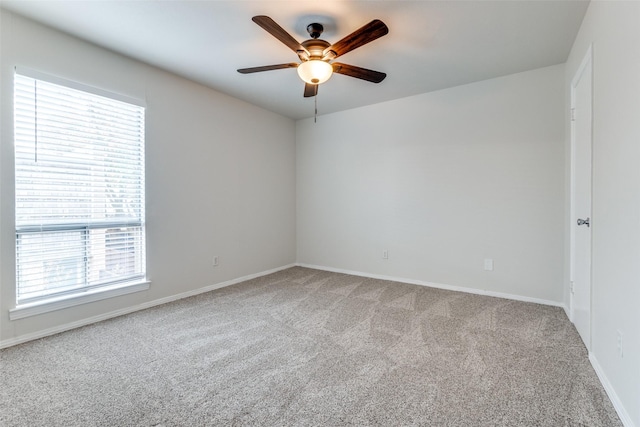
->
[314,93,317,123]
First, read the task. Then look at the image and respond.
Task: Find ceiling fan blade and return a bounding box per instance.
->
[324,19,388,59]
[332,63,386,83]
[304,83,318,98]
[252,15,307,55]
[237,63,298,74]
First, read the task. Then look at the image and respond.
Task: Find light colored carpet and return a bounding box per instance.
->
[0,267,621,426]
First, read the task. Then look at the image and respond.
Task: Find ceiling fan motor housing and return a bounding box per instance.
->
[300,39,331,61]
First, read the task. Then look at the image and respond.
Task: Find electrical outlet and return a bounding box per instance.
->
[617,331,623,358]
[382,250,389,260]
[213,256,219,267]
[484,258,494,271]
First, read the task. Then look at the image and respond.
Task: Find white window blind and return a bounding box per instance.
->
[14,70,146,305]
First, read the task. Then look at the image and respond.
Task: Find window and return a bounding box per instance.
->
[14,69,146,307]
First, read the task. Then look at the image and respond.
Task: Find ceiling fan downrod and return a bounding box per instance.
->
[307,23,324,39]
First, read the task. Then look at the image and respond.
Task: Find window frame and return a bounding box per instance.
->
[10,67,149,319]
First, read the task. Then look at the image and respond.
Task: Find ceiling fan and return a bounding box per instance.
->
[238,16,389,98]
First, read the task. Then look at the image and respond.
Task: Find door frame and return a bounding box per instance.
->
[569,44,593,345]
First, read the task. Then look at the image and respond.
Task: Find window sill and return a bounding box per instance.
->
[9,280,150,321]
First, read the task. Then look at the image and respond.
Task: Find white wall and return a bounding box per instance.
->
[0,10,296,345]
[565,2,640,426]
[297,65,565,304]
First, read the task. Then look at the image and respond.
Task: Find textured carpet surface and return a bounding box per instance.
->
[1,267,621,426]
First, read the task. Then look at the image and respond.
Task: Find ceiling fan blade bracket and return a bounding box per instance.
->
[322,50,337,61]
[297,49,310,62]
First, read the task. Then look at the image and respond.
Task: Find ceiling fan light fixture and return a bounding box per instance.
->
[297,60,333,85]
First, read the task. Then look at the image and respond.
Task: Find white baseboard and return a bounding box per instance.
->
[0,263,296,349]
[296,263,567,309]
[589,353,636,427]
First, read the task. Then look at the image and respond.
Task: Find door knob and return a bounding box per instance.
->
[577,218,590,227]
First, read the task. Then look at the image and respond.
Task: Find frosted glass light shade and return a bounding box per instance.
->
[297,60,333,85]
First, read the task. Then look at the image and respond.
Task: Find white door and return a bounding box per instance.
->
[570,47,593,350]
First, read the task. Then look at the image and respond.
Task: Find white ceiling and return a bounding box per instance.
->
[1,0,588,120]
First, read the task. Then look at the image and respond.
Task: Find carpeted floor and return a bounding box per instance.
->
[0,267,621,426]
